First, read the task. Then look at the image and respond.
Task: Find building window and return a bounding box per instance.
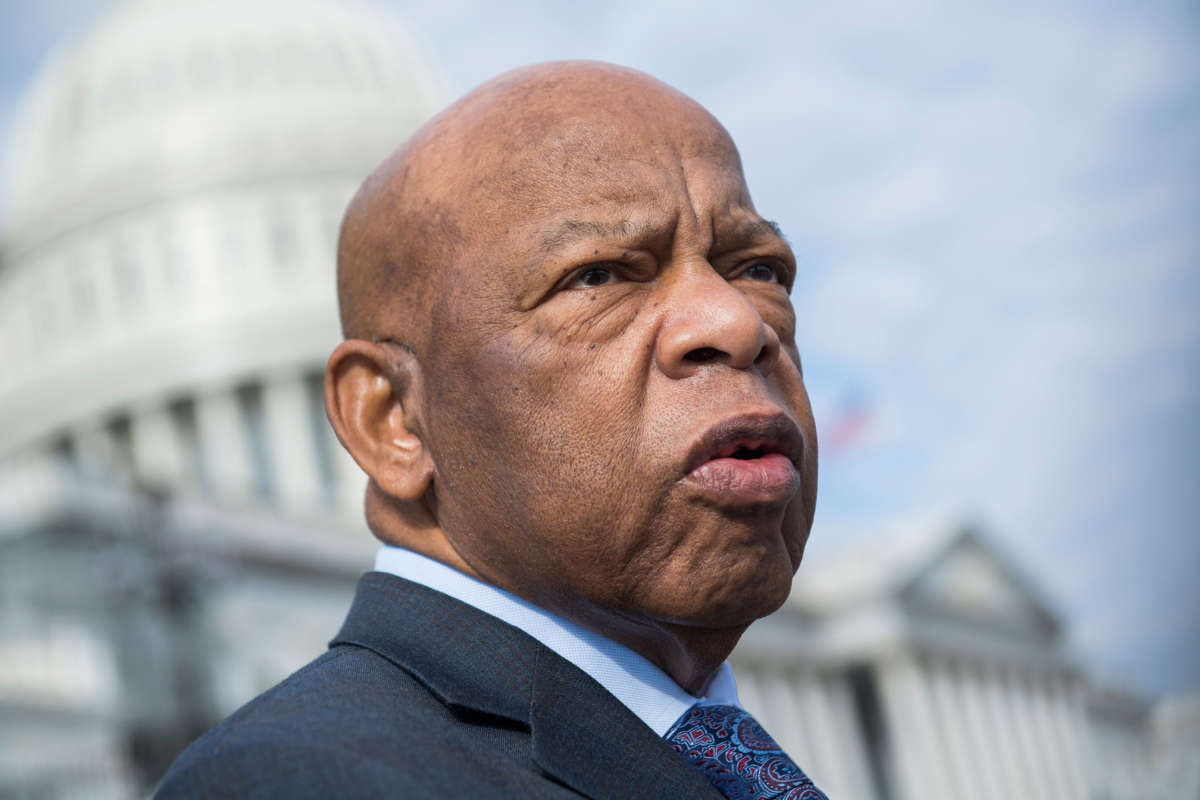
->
[158,217,188,298]
[220,206,246,281]
[268,209,298,273]
[69,257,98,329]
[111,235,142,313]
[29,267,59,354]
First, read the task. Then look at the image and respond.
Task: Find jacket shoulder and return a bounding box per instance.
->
[156,644,544,799]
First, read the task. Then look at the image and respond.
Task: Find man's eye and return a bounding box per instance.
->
[744,262,779,283]
[571,266,616,288]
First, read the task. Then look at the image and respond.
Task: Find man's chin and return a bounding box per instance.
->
[654,572,795,631]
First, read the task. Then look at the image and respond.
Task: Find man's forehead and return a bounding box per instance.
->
[342,63,760,335]
[453,121,738,213]
[405,67,739,200]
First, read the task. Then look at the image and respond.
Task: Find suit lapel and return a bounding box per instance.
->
[529,646,723,800]
[334,572,722,800]
[331,572,534,724]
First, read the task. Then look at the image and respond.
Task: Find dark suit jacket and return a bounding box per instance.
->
[156,572,723,798]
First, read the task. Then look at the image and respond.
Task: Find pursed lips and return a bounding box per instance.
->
[683,413,805,507]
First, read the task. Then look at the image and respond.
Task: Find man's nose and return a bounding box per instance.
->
[653,263,781,380]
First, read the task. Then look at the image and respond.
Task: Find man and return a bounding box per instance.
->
[158,61,823,799]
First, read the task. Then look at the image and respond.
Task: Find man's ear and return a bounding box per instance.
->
[324,339,434,502]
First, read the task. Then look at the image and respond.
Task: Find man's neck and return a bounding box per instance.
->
[372,545,743,734]
[369,503,743,695]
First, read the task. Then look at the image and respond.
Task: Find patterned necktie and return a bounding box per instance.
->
[666,705,829,800]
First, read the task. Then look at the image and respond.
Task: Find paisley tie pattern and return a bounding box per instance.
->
[666,705,829,800]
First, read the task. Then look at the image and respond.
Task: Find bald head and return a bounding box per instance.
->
[336,61,742,352]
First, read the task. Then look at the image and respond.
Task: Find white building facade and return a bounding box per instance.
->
[733,525,1098,800]
[0,1,1193,798]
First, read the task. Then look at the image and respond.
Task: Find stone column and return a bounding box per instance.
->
[194,387,254,501]
[735,665,766,717]
[72,422,118,481]
[978,661,1029,798]
[131,404,186,488]
[878,654,956,800]
[926,662,984,800]
[1047,673,1090,799]
[261,370,322,512]
[824,674,877,800]
[968,660,1012,800]
[763,671,815,775]
[923,657,972,799]
[801,676,849,796]
[792,673,835,790]
[1025,671,1075,799]
[1001,666,1054,800]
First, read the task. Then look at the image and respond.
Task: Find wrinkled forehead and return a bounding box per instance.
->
[511,101,739,172]
[508,116,744,212]
[386,68,759,342]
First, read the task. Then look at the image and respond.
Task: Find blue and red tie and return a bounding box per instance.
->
[666,705,829,800]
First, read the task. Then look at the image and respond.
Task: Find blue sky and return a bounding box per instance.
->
[2,0,1198,695]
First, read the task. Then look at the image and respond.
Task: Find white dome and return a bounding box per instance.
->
[0,0,442,513]
[3,0,443,234]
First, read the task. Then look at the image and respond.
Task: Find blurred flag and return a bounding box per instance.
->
[823,387,874,455]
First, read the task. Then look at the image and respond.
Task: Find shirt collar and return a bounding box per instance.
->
[373,545,740,736]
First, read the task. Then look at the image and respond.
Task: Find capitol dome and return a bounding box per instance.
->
[2,0,442,227]
[0,0,443,514]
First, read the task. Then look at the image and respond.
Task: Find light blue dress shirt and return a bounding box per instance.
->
[373,545,741,737]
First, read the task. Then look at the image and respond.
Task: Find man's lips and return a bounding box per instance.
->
[683,413,805,507]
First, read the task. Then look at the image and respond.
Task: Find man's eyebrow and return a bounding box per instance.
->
[538,219,657,253]
[723,217,787,244]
